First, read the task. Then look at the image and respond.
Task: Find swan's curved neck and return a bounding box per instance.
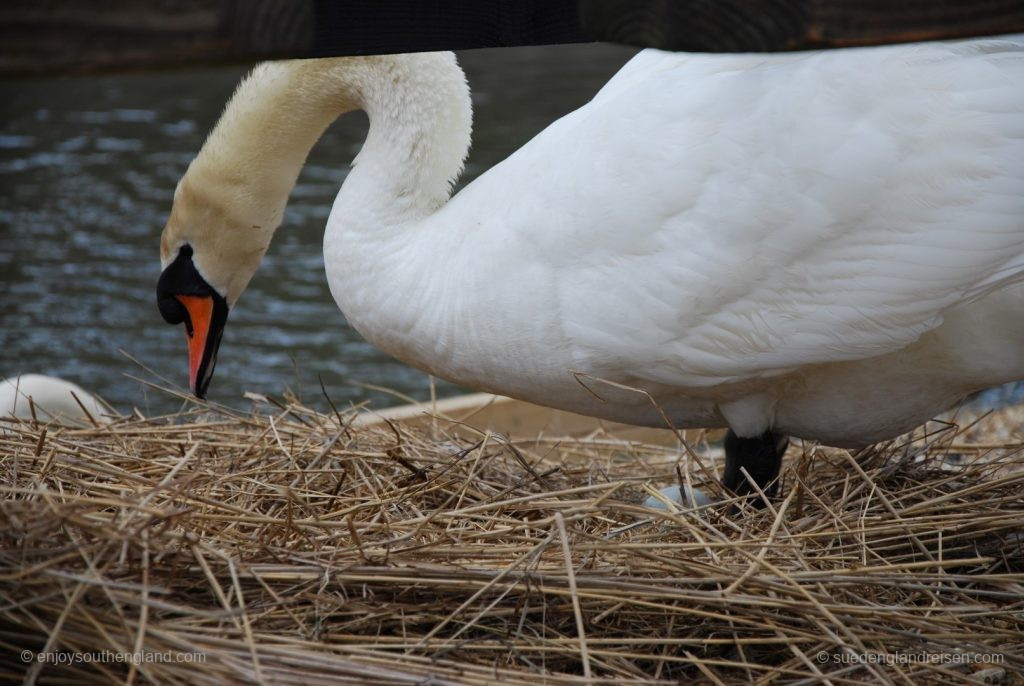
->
[185,53,471,250]
[339,54,473,229]
[175,53,475,376]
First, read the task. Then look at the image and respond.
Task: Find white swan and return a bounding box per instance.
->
[1,374,114,427]
[157,39,1024,501]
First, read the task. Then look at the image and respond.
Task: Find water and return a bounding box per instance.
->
[1,43,1019,417]
[0,44,639,415]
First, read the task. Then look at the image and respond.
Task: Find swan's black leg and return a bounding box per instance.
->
[722,429,788,507]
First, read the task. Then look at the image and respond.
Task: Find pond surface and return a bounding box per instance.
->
[1,43,1019,417]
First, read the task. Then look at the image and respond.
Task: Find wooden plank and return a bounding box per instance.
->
[353,393,721,447]
[3,1,1023,76]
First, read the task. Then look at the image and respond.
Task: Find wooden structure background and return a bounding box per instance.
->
[2,0,1024,76]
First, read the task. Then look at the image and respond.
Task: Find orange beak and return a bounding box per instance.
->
[176,295,214,395]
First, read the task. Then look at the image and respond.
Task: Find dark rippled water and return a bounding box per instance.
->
[1,43,1019,417]
[0,44,639,415]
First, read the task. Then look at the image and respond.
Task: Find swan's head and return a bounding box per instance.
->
[155,54,471,399]
[157,173,275,398]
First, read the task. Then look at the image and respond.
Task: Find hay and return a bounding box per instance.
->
[1,390,1022,685]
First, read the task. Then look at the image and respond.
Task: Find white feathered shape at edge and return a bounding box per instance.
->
[161,36,1024,448]
[1,374,115,427]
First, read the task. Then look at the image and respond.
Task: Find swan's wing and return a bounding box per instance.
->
[466,38,1024,387]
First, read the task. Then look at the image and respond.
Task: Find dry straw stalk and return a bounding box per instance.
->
[1,392,1022,684]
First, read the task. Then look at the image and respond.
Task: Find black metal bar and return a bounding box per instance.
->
[310,0,589,57]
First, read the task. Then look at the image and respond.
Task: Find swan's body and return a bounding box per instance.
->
[160,39,1024,448]
[1,374,113,427]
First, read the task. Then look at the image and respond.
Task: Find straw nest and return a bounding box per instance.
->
[2,390,1023,685]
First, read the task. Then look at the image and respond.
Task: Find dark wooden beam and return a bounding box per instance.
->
[579,0,1024,53]
[2,0,1023,77]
